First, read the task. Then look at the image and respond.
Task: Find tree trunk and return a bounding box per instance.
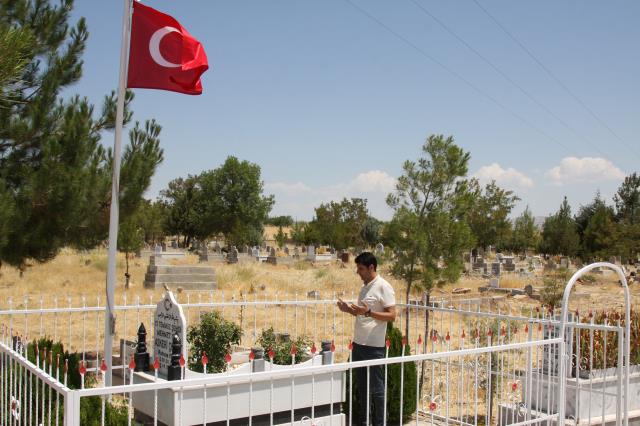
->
[125,252,130,289]
[419,292,430,400]
[404,282,412,339]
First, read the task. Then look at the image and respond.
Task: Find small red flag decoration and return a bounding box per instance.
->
[179,354,185,367]
[79,362,86,376]
[127,1,209,94]
[100,359,108,373]
[224,352,231,364]
[129,356,136,371]
[153,358,160,371]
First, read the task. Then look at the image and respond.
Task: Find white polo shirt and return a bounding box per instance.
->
[353,275,396,347]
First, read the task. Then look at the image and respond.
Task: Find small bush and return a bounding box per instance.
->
[257,327,311,365]
[187,311,242,373]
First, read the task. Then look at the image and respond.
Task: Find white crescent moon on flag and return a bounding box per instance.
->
[149,26,181,68]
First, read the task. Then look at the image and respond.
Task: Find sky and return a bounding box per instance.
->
[67,1,639,221]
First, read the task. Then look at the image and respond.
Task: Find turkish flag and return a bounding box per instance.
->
[127,1,209,95]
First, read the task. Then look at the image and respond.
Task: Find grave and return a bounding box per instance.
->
[227,246,239,264]
[375,242,384,255]
[502,256,515,272]
[307,245,332,262]
[130,293,345,425]
[153,291,187,378]
[491,262,501,277]
[143,256,217,290]
[198,245,224,263]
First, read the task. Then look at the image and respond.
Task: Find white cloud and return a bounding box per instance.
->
[265,170,396,220]
[545,157,625,186]
[347,170,397,193]
[473,163,534,189]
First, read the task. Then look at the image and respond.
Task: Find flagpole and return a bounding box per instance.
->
[104,0,133,388]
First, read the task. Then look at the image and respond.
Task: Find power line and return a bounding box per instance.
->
[342,0,573,153]
[407,0,616,161]
[470,0,640,159]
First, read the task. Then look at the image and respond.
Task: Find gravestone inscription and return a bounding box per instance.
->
[153,291,187,377]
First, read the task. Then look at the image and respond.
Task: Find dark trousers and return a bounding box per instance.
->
[351,342,386,426]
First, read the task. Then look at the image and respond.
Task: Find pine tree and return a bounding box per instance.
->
[540,197,580,256]
[0,0,163,269]
[386,135,475,338]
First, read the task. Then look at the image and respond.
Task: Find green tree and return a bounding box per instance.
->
[540,197,580,256]
[0,24,33,101]
[386,135,475,338]
[0,0,163,269]
[274,226,288,249]
[137,199,167,244]
[468,180,519,251]
[307,198,370,250]
[576,193,618,260]
[117,213,144,288]
[360,216,383,247]
[195,156,274,246]
[510,206,540,255]
[614,173,640,225]
[265,215,294,227]
[613,174,640,263]
[160,175,200,247]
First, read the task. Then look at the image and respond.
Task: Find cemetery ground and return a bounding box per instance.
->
[0,247,637,356]
[0,249,638,424]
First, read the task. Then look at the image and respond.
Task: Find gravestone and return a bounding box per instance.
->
[242,245,249,254]
[284,246,289,256]
[171,240,178,249]
[266,247,277,265]
[251,247,260,258]
[491,262,501,277]
[375,243,384,255]
[227,246,239,264]
[545,259,557,271]
[213,242,221,254]
[155,244,163,254]
[153,291,187,378]
[307,245,315,260]
[503,256,515,272]
[293,246,300,259]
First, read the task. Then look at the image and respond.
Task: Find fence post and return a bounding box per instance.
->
[64,391,81,425]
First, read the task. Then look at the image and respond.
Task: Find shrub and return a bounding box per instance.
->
[187,311,242,373]
[541,268,570,308]
[344,322,417,424]
[574,308,640,373]
[21,338,127,424]
[257,327,311,365]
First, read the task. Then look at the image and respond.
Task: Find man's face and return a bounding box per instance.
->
[356,263,375,283]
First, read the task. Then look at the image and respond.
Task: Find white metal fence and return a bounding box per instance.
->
[0,262,633,425]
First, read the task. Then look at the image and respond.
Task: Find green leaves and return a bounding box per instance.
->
[0,0,163,268]
[160,156,274,247]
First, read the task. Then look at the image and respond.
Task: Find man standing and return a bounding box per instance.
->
[337,252,396,425]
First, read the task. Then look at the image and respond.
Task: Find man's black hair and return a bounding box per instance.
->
[355,251,377,271]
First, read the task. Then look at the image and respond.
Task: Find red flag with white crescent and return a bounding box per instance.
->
[127,1,209,95]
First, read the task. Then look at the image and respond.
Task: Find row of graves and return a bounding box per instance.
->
[125,290,343,425]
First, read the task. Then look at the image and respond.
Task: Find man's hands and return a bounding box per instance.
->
[336,298,369,316]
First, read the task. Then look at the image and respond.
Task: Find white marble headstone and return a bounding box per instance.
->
[154,291,187,377]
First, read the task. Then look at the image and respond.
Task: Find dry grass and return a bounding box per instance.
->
[0,249,638,355]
